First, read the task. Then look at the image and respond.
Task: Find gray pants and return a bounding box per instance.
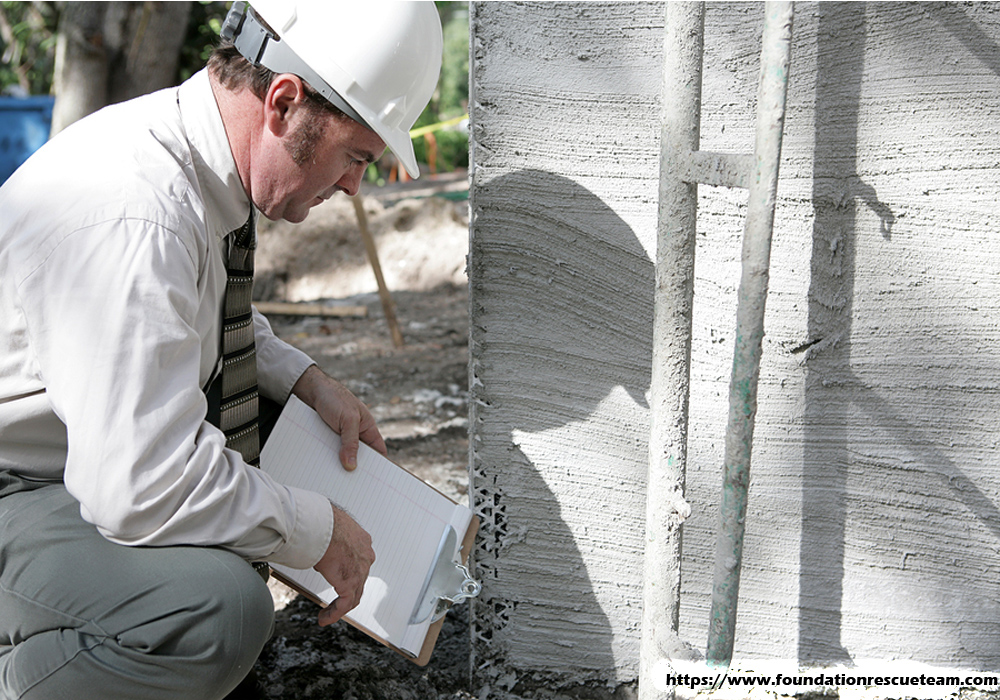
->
[0,474,274,699]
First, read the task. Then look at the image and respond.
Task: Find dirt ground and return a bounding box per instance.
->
[251,171,477,699]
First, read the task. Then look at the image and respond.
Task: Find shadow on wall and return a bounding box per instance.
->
[801,1,1000,666]
[798,0,866,664]
[934,1,1000,77]
[470,169,653,693]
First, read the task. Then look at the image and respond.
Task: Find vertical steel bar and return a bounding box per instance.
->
[706,0,794,667]
[640,3,704,698]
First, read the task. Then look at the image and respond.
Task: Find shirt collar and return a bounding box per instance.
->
[178,68,253,242]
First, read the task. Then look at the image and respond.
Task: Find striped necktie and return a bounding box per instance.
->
[219,211,261,466]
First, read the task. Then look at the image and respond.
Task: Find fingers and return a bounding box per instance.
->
[318,590,362,627]
[318,600,341,626]
[338,418,360,471]
[294,367,385,469]
[314,504,375,627]
[316,562,369,626]
[318,605,340,626]
[335,402,386,469]
[359,418,388,457]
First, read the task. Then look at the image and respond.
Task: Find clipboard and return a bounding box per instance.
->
[270,516,479,666]
[260,396,481,665]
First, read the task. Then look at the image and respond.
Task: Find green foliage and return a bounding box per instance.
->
[178,1,230,82]
[0,0,470,172]
[0,1,59,95]
[0,0,228,95]
[437,1,470,120]
[409,2,469,174]
[412,127,468,174]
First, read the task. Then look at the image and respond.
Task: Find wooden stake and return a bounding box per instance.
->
[254,301,368,318]
[352,194,405,348]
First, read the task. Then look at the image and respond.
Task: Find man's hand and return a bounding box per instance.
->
[291,364,387,470]
[314,503,376,626]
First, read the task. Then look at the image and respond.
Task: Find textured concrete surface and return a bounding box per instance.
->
[469,0,1000,692]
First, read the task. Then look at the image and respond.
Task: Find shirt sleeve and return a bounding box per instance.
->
[252,306,315,403]
[17,217,332,570]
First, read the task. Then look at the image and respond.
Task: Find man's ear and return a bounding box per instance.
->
[263,74,307,137]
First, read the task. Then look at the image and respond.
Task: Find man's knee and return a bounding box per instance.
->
[0,556,274,700]
[181,550,275,642]
[129,550,275,696]
[41,550,275,700]
[0,483,276,700]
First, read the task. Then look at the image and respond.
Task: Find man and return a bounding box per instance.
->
[0,2,442,698]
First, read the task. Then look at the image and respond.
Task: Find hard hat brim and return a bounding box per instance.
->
[379,128,420,180]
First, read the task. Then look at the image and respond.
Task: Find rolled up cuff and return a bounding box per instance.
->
[265,485,334,570]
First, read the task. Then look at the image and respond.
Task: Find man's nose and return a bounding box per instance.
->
[336,163,366,198]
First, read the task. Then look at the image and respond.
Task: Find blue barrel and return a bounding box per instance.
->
[0,96,55,186]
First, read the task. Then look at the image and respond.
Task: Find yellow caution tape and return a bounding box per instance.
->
[409,114,468,139]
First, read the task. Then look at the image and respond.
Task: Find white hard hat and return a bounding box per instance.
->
[221,1,443,179]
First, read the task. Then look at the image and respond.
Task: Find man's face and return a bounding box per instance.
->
[254,108,386,223]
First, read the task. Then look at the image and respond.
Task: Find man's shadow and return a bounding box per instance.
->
[469,169,654,692]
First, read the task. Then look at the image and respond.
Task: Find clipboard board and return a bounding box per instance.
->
[270,515,479,666]
[259,396,481,665]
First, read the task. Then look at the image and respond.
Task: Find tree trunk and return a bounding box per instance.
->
[106,1,192,105]
[51,2,108,135]
[50,1,192,136]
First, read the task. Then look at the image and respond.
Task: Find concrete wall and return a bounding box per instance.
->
[468,1,1000,693]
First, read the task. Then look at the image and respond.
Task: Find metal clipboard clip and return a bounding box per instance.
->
[409,525,482,625]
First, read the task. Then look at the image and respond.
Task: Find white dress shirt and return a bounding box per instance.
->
[0,69,334,570]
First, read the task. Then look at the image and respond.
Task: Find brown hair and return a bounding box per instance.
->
[208,42,355,165]
[207,43,349,121]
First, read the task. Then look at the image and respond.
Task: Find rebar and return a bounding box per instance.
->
[705,0,794,667]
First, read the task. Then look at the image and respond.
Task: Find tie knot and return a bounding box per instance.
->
[226,211,256,274]
[233,211,256,248]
